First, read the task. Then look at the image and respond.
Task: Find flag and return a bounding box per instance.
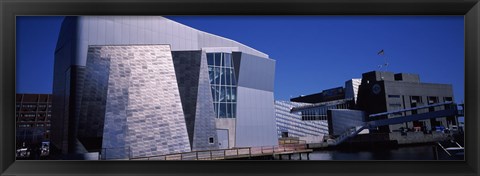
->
[377,49,384,55]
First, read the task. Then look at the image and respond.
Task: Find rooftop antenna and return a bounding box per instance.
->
[377,49,388,72]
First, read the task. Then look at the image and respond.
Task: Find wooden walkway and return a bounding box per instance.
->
[129,143,312,160]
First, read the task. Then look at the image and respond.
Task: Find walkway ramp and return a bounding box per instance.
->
[330,102,460,146]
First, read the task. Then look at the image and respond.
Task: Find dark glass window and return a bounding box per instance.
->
[214,67,221,84]
[214,53,222,66]
[444,97,453,102]
[225,68,232,85]
[225,87,232,102]
[226,103,232,118]
[231,105,236,118]
[207,53,214,65]
[224,53,231,67]
[219,86,226,102]
[208,67,214,84]
[231,87,237,101]
[213,103,218,116]
[207,52,238,118]
[428,96,439,104]
[211,86,217,102]
[219,103,226,118]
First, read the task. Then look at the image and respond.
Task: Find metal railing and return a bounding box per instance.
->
[330,126,366,146]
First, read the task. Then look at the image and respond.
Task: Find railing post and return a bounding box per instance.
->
[196,151,198,160]
[129,146,132,160]
[210,151,213,160]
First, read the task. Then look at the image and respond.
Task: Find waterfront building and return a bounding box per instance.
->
[51,16,277,159]
[288,79,360,124]
[285,71,457,145]
[274,100,328,141]
[356,71,456,134]
[274,79,360,142]
[16,94,52,148]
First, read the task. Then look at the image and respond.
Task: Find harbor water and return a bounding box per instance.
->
[275,144,462,160]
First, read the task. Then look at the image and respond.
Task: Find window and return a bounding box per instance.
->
[410,96,422,104]
[444,97,453,102]
[207,52,238,118]
[389,103,402,107]
[18,124,31,128]
[207,53,214,65]
[388,95,400,98]
[209,137,214,144]
[428,96,439,104]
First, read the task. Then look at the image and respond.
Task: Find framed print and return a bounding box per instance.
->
[1,0,479,176]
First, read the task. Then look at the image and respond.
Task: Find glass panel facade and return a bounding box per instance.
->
[300,102,351,121]
[207,53,237,118]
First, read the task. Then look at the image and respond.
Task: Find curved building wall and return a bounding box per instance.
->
[66,16,268,67]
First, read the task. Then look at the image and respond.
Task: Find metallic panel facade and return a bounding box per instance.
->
[171,51,202,149]
[191,51,219,150]
[234,52,277,147]
[86,45,191,159]
[236,53,275,92]
[53,16,277,156]
[72,16,268,67]
[235,87,277,147]
[171,50,220,151]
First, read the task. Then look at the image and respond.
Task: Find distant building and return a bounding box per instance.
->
[356,71,456,134]
[280,70,457,144]
[274,100,328,139]
[288,79,360,122]
[345,79,362,104]
[52,16,277,159]
[16,94,52,147]
[274,79,360,142]
[291,87,346,104]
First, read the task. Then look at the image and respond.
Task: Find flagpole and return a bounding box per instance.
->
[384,54,387,72]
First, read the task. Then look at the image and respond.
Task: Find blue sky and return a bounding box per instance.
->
[16,16,464,103]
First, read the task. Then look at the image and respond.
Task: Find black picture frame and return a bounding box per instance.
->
[1,0,478,175]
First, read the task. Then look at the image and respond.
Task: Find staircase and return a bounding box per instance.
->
[329,125,367,146]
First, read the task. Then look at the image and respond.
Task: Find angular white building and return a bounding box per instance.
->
[51,16,277,159]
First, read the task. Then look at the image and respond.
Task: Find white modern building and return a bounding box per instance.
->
[51,16,277,159]
[274,100,328,141]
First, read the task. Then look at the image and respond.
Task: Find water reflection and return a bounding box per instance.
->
[279,145,439,160]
